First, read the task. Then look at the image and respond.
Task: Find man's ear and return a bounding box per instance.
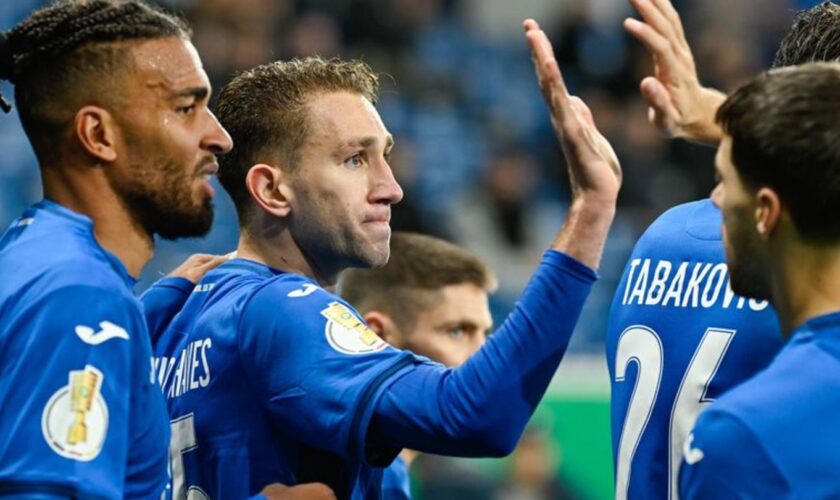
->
[74,105,118,162]
[246,164,294,218]
[364,311,402,348]
[755,187,782,240]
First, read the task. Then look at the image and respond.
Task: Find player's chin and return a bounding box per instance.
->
[156,203,214,240]
[362,237,392,268]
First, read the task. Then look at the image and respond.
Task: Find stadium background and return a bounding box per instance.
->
[0,0,823,497]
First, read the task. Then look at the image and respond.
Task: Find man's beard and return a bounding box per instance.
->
[111,161,214,240]
[725,222,771,301]
[127,192,214,240]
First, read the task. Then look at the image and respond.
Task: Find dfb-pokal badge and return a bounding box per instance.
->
[41,365,108,461]
[321,301,388,355]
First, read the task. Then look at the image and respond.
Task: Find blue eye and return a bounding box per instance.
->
[345,154,364,168]
[447,327,466,339]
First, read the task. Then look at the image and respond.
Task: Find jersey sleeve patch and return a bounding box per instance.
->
[320,302,387,355]
[41,365,108,462]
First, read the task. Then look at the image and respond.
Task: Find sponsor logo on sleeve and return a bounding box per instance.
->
[41,365,109,461]
[288,283,320,298]
[321,302,387,355]
[75,321,130,345]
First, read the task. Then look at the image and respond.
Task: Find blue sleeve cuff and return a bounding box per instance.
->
[543,249,599,283]
[147,276,194,294]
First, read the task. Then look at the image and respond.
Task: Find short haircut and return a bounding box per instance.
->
[773,1,840,68]
[0,0,189,163]
[339,232,497,332]
[215,56,379,225]
[716,63,840,243]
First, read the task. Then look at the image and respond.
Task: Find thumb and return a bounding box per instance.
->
[640,77,675,131]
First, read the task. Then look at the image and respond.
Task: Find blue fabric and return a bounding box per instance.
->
[370,251,595,458]
[606,199,784,499]
[150,250,595,499]
[0,201,169,499]
[381,456,411,500]
[681,310,840,498]
[140,276,194,347]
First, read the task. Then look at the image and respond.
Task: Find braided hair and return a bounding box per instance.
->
[0,0,190,116]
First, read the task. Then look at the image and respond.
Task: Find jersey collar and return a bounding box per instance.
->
[34,199,138,287]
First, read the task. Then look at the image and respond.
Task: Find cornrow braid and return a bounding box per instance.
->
[0,0,190,113]
[0,32,12,112]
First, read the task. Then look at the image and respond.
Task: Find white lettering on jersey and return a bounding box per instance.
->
[622,259,769,311]
[75,321,130,345]
[41,365,108,461]
[154,338,213,399]
[287,283,319,298]
[193,283,215,293]
[683,433,704,465]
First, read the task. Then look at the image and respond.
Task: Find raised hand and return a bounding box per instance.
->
[623,0,726,143]
[524,19,621,206]
[524,18,619,271]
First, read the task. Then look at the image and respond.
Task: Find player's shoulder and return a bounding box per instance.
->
[638,198,721,247]
[240,272,348,326]
[1,215,135,302]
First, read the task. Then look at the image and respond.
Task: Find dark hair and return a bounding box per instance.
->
[773,1,840,68]
[339,232,497,331]
[716,63,840,243]
[215,56,379,225]
[0,0,189,159]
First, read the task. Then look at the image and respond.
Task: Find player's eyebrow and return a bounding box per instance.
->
[343,134,394,150]
[172,86,209,101]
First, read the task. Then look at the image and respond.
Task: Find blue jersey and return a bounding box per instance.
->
[0,201,169,499]
[606,199,784,500]
[151,251,596,499]
[680,310,840,498]
[140,276,195,347]
[381,456,411,500]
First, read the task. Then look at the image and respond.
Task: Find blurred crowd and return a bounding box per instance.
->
[0,0,816,352]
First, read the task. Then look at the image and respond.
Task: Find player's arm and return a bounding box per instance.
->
[524,19,620,270]
[0,285,154,498]
[623,0,727,144]
[679,409,791,498]
[366,22,619,457]
[368,250,595,457]
[140,253,228,346]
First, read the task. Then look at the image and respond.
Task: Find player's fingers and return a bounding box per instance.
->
[525,25,557,68]
[624,18,676,69]
[522,18,540,32]
[196,254,228,270]
[650,0,687,39]
[640,77,672,113]
[641,77,675,131]
[184,253,216,264]
[525,30,568,96]
[629,0,677,42]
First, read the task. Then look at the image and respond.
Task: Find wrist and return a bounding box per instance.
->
[552,197,616,271]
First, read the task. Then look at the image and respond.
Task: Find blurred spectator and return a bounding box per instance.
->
[496,427,583,500]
